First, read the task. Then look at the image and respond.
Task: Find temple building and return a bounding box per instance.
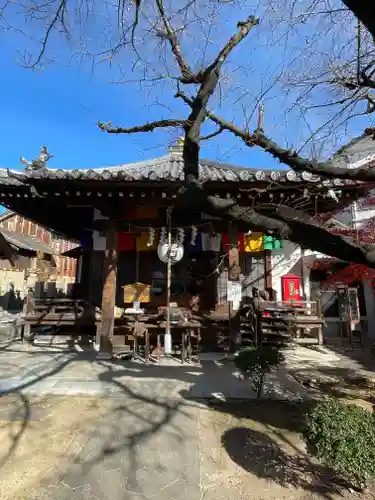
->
[0,142,371,348]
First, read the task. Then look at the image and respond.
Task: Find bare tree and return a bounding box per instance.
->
[3,0,375,266]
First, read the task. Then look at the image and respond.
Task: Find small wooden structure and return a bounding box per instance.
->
[122,282,151,304]
[22,294,99,339]
[253,300,324,346]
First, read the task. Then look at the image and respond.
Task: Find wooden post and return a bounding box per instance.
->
[228,223,241,353]
[264,250,272,295]
[164,207,172,355]
[97,219,117,357]
[316,296,323,345]
[22,290,35,342]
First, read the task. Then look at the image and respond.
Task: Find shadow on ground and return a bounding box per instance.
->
[0,339,373,499]
[222,426,347,500]
[0,393,30,469]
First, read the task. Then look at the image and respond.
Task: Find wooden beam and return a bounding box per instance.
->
[97,219,117,356]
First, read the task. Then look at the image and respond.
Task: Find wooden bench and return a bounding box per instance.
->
[292,315,324,345]
[23,295,99,339]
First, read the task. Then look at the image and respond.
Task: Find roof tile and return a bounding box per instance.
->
[0,152,363,187]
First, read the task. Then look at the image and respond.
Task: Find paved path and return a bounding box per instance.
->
[1,341,370,500]
[38,401,199,500]
[0,342,308,400]
[0,393,200,500]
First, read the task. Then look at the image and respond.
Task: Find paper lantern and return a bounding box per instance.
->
[157,242,184,264]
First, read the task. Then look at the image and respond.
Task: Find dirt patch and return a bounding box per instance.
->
[198,400,375,499]
[0,395,108,500]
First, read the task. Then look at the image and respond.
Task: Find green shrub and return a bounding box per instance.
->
[302,399,375,491]
[235,346,284,399]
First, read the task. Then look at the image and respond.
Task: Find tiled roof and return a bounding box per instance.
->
[0,227,55,254]
[2,152,366,187]
[0,169,24,186]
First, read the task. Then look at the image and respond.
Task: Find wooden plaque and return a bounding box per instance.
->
[122,282,151,303]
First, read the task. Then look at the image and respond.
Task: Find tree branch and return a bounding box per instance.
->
[341,0,375,42]
[155,0,202,84]
[26,0,67,68]
[333,63,375,112]
[97,118,187,134]
[182,15,259,181]
[204,17,259,77]
[199,126,224,141]
[176,182,375,268]
[176,91,375,182]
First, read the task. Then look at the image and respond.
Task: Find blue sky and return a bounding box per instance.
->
[1,45,278,174]
[0,1,370,178]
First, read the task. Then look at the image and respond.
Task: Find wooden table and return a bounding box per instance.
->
[159,321,201,363]
[123,312,151,363]
[128,320,201,363]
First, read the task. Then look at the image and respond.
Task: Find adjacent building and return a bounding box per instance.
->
[0,210,77,299]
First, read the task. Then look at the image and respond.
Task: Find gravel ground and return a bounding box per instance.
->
[0,395,372,500]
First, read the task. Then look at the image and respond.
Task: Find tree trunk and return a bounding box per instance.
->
[341,1,375,42]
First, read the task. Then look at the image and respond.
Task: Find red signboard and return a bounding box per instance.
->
[281,274,301,302]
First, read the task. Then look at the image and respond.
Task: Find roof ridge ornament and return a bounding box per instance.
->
[168,137,184,155]
[20,145,53,172]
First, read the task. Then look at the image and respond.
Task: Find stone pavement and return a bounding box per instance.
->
[286,344,375,385]
[0,342,307,400]
[1,341,371,500]
[0,392,200,500]
[34,400,199,500]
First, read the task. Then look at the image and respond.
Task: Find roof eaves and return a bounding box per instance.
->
[1,153,369,188]
[0,228,55,255]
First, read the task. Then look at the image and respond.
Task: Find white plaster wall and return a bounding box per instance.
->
[355,207,375,226]
[333,201,375,229]
[0,270,25,296]
[271,241,314,301]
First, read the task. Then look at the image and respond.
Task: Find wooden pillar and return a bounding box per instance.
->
[228,223,241,353]
[315,296,323,345]
[22,290,35,341]
[264,250,273,296]
[97,220,117,356]
[78,252,91,300]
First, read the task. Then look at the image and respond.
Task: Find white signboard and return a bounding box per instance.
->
[227,280,242,309]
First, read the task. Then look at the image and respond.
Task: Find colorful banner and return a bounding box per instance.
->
[244,232,264,252]
[263,235,283,250]
[118,232,135,251]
